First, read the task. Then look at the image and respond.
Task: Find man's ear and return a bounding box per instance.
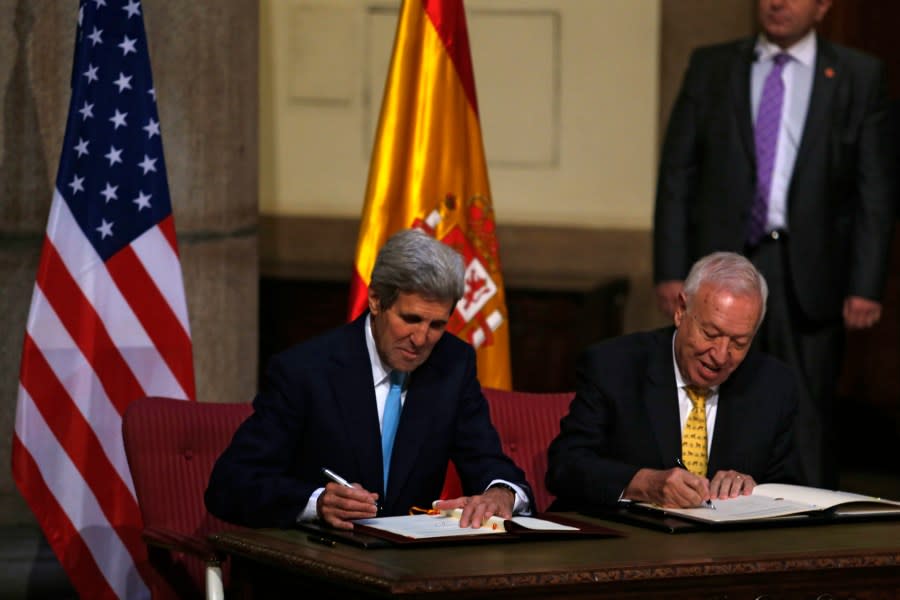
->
[673,292,688,327]
[368,289,380,315]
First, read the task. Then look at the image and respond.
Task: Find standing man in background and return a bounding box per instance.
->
[653,0,896,488]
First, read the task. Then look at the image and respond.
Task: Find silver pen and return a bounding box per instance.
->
[322,467,353,489]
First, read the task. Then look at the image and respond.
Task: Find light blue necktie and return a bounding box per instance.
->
[381,370,406,493]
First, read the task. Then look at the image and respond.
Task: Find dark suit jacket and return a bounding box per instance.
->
[654,36,896,321]
[546,328,802,510]
[205,314,530,528]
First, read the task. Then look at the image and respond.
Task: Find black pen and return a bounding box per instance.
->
[674,458,716,510]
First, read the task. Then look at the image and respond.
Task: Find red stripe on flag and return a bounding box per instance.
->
[19,335,148,563]
[106,244,196,400]
[347,268,370,321]
[158,214,180,256]
[423,0,479,115]
[37,238,146,414]
[11,435,121,600]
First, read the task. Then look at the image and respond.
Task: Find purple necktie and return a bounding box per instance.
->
[749,53,791,246]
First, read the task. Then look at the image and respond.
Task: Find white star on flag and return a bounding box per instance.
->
[143,118,160,138]
[68,174,85,194]
[123,1,141,18]
[88,27,103,46]
[96,218,114,238]
[132,190,152,210]
[74,138,90,157]
[119,35,137,55]
[79,101,94,120]
[138,154,157,174]
[105,145,123,166]
[114,72,133,92]
[83,64,99,83]
[100,182,118,203]
[109,109,128,129]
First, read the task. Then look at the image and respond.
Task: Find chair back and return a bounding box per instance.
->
[123,396,252,599]
[441,388,574,513]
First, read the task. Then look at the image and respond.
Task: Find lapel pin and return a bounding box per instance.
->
[825,67,835,78]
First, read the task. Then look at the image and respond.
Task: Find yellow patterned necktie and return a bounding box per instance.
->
[682,385,710,477]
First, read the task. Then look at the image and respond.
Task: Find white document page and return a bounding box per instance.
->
[354,514,504,539]
[660,494,815,523]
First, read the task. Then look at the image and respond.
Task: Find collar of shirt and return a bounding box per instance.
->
[365,313,391,387]
[755,29,817,68]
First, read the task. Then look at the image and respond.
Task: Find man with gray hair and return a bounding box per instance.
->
[547,252,802,510]
[206,228,532,530]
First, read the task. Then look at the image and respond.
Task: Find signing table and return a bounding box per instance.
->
[210,515,900,599]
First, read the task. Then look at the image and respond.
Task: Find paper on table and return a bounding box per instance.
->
[353,511,580,539]
[640,483,900,524]
[660,494,816,522]
[508,516,579,531]
[354,514,503,539]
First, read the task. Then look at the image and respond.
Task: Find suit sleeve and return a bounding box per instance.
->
[847,59,897,300]
[204,356,318,528]
[654,50,704,284]
[546,351,643,508]
[760,365,806,485]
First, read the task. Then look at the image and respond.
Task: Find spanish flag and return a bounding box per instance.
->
[349,0,511,389]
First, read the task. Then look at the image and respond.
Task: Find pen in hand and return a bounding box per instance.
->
[674,457,716,510]
[322,467,379,510]
[322,467,354,489]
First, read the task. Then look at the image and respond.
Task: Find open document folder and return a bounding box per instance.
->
[636,483,900,525]
[355,509,578,539]
[302,509,623,547]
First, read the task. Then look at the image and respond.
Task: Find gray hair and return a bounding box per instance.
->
[683,251,768,325]
[369,228,465,310]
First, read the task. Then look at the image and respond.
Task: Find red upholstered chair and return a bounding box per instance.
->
[440,388,574,512]
[122,396,252,600]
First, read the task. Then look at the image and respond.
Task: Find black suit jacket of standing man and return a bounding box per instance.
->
[655,35,894,319]
[546,328,801,510]
[654,30,895,488]
[205,314,531,528]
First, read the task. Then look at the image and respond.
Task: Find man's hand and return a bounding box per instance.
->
[623,467,711,508]
[655,280,684,318]
[433,485,515,529]
[709,470,755,499]
[843,296,882,330]
[316,482,378,530]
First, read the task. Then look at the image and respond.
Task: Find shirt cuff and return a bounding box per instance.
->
[486,479,531,515]
[297,487,325,522]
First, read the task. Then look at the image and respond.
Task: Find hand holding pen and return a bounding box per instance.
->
[318,468,379,529]
[674,458,716,510]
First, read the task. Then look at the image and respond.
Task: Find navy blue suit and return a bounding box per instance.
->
[205,314,530,528]
[546,328,803,510]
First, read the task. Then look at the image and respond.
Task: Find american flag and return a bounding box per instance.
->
[11,1,195,598]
